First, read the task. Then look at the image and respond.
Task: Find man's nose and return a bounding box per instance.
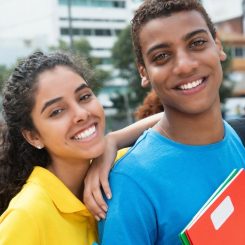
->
[173,50,198,76]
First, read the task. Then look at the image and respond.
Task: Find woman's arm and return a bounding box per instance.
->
[109,112,162,149]
[83,112,163,220]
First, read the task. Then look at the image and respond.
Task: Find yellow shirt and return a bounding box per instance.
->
[0,166,97,245]
[115,148,129,162]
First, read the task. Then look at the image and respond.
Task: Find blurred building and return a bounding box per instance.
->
[210,0,245,98]
[202,0,245,81]
[0,0,142,68]
[202,0,245,118]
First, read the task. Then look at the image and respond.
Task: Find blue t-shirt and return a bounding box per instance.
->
[99,121,245,245]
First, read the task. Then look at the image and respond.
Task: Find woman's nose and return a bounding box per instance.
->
[72,104,90,124]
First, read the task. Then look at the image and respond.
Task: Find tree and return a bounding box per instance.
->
[0,65,12,93]
[50,38,110,95]
[111,25,150,113]
[219,44,234,103]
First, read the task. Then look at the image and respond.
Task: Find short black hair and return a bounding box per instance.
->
[131,0,216,66]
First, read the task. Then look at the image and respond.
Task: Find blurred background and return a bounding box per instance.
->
[0,0,245,131]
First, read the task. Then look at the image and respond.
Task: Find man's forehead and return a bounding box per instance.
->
[140,10,209,38]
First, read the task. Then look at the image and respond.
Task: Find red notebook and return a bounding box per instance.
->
[180,168,245,245]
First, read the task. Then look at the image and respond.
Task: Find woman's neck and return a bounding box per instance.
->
[47,159,91,200]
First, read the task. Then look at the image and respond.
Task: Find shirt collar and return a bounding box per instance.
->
[27,166,92,216]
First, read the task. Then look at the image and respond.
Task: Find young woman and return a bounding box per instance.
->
[0,51,160,245]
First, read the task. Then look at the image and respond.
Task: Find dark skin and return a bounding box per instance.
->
[83,10,228,219]
[138,10,227,145]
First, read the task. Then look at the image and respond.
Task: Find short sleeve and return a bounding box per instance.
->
[0,209,39,245]
[99,172,157,245]
[115,148,129,162]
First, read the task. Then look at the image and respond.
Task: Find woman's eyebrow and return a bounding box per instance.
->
[74,83,89,94]
[41,97,62,114]
[41,84,89,114]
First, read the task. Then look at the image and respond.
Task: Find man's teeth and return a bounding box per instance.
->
[179,79,203,90]
[74,125,96,140]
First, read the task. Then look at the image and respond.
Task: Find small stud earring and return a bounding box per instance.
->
[36,145,43,150]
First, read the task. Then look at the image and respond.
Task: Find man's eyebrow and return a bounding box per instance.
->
[146,29,208,56]
[183,29,208,41]
[146,43,171,56]
[41,97,62,114]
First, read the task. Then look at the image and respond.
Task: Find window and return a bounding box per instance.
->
[58,0,126,8]
[83,29,92,36]
[60,28,116,37]
[95,29,111,36]
[234,47,244,57]
[59,17,125,23]
[232,46,245,58]
[60,28,69,35]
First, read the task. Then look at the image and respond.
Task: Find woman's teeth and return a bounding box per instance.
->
[74,125,96,140]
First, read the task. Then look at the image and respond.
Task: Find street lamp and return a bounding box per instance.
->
[67,0,74,49]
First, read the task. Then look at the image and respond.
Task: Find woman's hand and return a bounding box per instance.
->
[83,134,116,220]
[83,112,163,220]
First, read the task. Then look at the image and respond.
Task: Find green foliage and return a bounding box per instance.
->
[50,39,91,57]
[50,38,110,95]
[220,44,234,103]
[0,65,12,94]
[111,25,150,112]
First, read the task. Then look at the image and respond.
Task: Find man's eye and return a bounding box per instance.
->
[190,39,207,48]
[50,108,63,117]
[153,53,170,63]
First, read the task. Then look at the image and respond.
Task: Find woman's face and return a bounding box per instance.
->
[26,65,106,165]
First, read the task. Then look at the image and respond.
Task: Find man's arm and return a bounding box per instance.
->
[99,171,157,245]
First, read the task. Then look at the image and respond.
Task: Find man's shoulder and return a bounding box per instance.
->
[112,129,161,175]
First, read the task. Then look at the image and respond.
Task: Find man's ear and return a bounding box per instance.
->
[22,129,44,150]
[215,35,227,62]
[138,64,150,88]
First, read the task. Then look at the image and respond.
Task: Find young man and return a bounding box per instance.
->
[99,0,245,244]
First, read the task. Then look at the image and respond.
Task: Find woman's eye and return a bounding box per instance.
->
[49,108,63,117]
[79,93,92,101]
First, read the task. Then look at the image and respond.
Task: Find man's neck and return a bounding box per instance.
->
[155,106,224,145]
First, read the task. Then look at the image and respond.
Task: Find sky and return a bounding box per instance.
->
[203,0,243,22]
[0,0,244,67]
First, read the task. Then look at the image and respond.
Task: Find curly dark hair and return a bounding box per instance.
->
[131,0,216,66]
[0,51,93,214]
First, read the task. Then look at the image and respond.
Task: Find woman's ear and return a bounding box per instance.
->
[138,64,150,88]
[22,129,44,150]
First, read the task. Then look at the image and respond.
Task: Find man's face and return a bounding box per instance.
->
[138,10,226,116]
